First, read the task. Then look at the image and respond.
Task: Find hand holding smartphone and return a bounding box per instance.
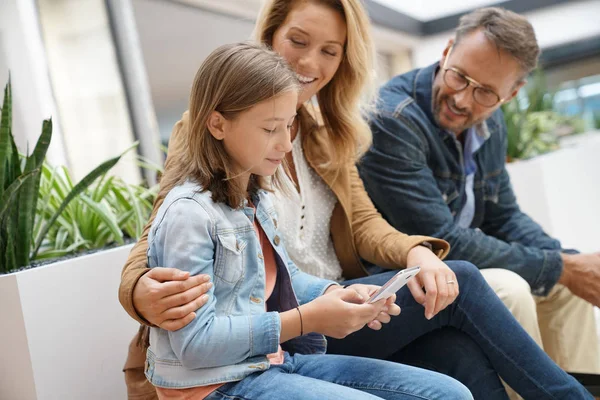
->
[367,266,421,303]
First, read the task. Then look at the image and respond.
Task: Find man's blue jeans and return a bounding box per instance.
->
[206,351,473,399]
[328,261,591,399]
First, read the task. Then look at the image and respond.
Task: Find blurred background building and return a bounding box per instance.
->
[2,0,598,183]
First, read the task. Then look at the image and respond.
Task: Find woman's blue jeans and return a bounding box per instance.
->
[328,261,591,399]
[207,261,591,400]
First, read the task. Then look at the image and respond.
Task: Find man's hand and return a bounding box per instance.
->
[406,245,459,320]
[560,253,600,307]
[133,268,212,331]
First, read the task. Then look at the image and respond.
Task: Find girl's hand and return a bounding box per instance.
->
[345,284,401,331]
[300,288,389,339]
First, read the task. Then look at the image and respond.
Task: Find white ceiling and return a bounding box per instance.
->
[372,0,505,21]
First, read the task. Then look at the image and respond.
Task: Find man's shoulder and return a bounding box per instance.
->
[376,69,431,124]
[488,108,506,132]
[484,108,508,145]
[377,71,417,115]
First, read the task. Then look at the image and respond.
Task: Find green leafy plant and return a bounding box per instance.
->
[34,162,157,260]
[594,112,600,130]
[0,78,123,273]
[502,69,584,161]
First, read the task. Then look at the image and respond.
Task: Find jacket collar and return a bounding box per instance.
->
[413,62,439,128]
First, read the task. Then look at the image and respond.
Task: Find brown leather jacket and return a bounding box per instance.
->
[119,110,450,324]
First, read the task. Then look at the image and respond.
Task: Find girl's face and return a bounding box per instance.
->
[272,2,347,107]
[208,91,298,184]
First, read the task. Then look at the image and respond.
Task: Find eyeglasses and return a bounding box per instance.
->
[442,46,507,108]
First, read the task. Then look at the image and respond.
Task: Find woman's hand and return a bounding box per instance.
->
[133,268,212,330]
[406,246,459,320]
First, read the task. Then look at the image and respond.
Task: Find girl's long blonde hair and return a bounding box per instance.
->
[254,0,376,171]
[160,42,298,208]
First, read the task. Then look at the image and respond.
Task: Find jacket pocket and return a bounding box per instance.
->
[214,233,247,284]
[483,176,500,204]
[436,177,460,205]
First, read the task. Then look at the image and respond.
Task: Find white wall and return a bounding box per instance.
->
[507,132,600,253]
[0,0,67,167]
[411,0,600,68]
[133,0,255,140]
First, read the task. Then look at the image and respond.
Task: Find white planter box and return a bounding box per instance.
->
[506,132,600,253]
[0,244,139,400]
[506,131,600,345]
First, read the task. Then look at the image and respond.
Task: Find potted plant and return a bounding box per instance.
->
[0,78,155,399]
[504,70,600,259]
[502,70,583,162]
[594,112,600,130]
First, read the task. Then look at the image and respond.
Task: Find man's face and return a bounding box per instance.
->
[432,29,526,135]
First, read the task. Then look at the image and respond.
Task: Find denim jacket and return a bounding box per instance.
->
[144,181,332,388]
[359,63,566,296]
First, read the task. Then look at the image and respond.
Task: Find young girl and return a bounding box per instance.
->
[144,42,472,400]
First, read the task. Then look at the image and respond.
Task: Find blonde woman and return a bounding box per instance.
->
[120,1,591,399]
[143,41,472,400]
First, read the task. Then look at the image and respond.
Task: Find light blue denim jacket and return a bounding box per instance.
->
[144,181,333,389]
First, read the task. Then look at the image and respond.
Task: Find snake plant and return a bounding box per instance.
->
[0,77,125,273]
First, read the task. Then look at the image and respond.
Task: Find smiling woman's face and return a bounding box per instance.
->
[271,1,347,107]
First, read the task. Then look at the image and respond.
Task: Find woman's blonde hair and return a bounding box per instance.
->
[162,42,298,208]
[254,0,376,170]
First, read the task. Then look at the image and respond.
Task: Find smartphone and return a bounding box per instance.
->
[367,266,421,304]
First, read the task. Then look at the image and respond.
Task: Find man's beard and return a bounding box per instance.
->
[433,90,477,134]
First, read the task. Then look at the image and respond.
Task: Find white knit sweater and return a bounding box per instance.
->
[272,134,343,281]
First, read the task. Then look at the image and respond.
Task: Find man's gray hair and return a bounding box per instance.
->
[456,7,540,78]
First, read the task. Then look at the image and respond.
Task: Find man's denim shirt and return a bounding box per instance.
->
[359,62,567,296]
[144,181,332,388]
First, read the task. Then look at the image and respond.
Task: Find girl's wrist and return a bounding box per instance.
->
[298,303,318,335]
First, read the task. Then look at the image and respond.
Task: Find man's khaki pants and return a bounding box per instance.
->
[482,268,600,400]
